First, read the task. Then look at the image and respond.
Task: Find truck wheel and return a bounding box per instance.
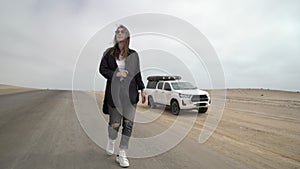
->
[171,100,180,115]
[148,96,156,108]
[198,107,208,114]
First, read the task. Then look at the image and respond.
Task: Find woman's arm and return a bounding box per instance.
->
[99,48,115,82]
[135,72,145,90]
[133,51,146,104]
[134,52,145,90]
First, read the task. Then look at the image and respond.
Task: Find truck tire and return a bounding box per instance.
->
[148,96,156,108]
[198,107,208,114]
[171,100,180,115]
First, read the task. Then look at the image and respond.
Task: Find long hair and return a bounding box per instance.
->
[110,24,130,59]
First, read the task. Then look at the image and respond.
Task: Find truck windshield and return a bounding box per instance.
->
[171,82,197,90]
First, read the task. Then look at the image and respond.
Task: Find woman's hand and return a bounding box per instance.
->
[116,70,128,77]
[141,89,146,104]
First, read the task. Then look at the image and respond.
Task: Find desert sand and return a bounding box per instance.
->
[194,89,300,169]
[1,84,299,168]
[97,88,300,168]
[0,84,38,95]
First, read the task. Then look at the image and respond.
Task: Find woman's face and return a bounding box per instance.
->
[115,27,127,42]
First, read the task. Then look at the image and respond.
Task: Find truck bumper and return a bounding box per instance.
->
[179,98,211,110]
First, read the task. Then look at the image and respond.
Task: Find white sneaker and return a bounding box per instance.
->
[106,139,116,155]
[116,149,129,168]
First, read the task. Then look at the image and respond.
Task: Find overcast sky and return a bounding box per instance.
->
[0,0,299,91]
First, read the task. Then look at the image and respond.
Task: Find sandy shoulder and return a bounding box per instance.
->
[132,88,300,169]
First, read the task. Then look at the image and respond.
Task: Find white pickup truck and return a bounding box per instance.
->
[145,76,211,115]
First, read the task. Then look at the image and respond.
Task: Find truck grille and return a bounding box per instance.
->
[191,95,208,102]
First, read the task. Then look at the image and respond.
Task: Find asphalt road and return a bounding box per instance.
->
[0,90,247,169]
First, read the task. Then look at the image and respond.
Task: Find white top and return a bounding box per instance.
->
[116,56,126,70]
[116,55,126,81]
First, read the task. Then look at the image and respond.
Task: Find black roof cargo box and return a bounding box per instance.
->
[147,76,181,81]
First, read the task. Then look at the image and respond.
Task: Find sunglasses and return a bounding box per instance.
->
[115,30,125,34]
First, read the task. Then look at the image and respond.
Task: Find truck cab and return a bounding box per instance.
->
[145,76,211,115]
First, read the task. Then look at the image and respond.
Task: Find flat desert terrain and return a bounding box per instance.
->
[0,84,38,94]
[0,84,299,169]
[95,87,300,169]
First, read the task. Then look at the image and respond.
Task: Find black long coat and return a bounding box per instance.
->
[99,47,145,114]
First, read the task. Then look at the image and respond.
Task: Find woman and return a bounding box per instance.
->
[99,24,146,168]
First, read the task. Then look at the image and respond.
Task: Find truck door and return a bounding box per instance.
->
[162,82,172,105]
[155,81,164,104]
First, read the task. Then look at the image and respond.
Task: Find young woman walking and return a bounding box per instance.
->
[99,24,146,167]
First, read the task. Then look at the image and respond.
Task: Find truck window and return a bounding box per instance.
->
[157,82,164,89]
[146,81,158,89]
[171,82,197,90]
[164,82,171,91]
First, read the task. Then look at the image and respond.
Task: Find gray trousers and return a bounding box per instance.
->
[107,90,137,149]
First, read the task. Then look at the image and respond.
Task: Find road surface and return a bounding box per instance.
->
[0,88,299,169]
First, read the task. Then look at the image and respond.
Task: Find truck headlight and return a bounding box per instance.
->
[179,93,192,98]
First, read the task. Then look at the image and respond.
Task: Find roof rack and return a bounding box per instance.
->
[147,75,181,81]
